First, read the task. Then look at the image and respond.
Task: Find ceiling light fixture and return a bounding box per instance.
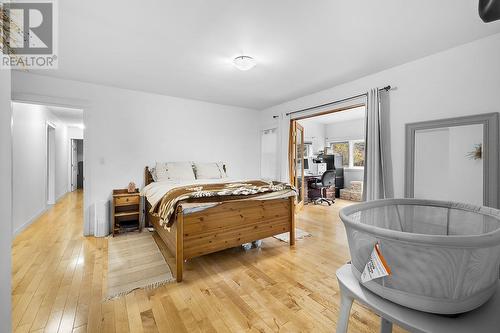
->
[233,55,256,71]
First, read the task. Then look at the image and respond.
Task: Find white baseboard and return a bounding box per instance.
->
[13,192,69,237]
[13,207,48,237]
[55,191,68,202]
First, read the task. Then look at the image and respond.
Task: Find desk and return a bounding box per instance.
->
[336,264,500,333]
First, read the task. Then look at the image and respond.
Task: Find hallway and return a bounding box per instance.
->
[12,190,99,333]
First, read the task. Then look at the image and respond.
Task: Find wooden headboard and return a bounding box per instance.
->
[144,167,154,186]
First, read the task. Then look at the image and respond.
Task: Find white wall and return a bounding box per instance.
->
[12,72,261,235]
[414,128,451,202]
[12,103,70,235]
[414,125,483,205]
[67,126,83,140]
[298,117,366,155]
[54,124,69,200]
[261,33,500,202]
[297,120,326,155]
[260,128,279,180]
[0,67,12,333]
[447,125,483,204]
[325,118,365,143]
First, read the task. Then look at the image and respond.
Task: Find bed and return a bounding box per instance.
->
[142,165,296,282]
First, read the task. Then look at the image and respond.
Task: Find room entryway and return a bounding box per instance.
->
[11,102,85,236]
[289,105,367,211]
[71,139,84,191]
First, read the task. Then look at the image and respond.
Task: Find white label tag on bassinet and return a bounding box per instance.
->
[361,243,391,283]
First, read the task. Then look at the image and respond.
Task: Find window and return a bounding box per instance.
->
[353,141,365,167]
[330,140,365,168]
[331,141,349,167]
[304,143,312,157]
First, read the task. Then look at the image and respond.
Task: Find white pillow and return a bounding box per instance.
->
[166,162,196,181]
[154,162,169,181]
[194,162,222,179]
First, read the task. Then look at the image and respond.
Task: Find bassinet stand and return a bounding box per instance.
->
[336,264,500,333]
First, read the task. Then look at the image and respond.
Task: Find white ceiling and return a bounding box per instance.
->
[30,0,500,109]
[47,106,83,127]
[299,106,366,126]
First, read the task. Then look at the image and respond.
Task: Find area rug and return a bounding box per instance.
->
[105,231,174,301]
[273,228,311,243]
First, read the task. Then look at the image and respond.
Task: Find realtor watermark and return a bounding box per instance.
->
[1,0,58,69]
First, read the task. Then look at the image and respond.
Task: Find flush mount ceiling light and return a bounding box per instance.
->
[233,55,256,71]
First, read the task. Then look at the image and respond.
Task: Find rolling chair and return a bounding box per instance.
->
[309,170,335,206]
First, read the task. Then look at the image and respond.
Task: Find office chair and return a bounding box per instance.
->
[310,170,335,206]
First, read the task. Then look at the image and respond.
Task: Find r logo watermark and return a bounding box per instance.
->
[1,0,58,69]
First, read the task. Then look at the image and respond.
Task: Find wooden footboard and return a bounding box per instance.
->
[150,196,295,282]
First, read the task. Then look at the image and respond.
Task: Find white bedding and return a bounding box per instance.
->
[141,178,295,215]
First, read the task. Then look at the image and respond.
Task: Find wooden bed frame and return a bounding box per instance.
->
[144,167,295,282]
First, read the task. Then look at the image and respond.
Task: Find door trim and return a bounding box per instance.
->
[46,121,56,206]
[289,120,305,211]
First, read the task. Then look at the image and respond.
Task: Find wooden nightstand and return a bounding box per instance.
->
[112,189,141,236]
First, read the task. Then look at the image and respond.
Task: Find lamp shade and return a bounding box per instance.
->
[233,56,256,71]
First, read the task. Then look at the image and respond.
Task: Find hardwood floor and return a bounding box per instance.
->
[12,191,407,332]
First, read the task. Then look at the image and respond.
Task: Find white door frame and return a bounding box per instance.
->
[70,138,78,192]
[46,121,56,205]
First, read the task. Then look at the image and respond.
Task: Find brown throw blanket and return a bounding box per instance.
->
[152,180,295,228]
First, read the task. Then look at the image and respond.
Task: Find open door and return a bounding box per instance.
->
[71,139,78,191]
[289,120,305,211]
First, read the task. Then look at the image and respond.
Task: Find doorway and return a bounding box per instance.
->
[71,139,84,191]
[11,101,85,236]
[288,104,366,210]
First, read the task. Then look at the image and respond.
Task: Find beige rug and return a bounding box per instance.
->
[105,231,174,301]
[273,228,311,243]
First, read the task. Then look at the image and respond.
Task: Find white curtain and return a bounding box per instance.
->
[363,88,392,201]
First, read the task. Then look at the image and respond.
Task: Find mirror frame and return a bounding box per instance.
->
[405,113,499,208]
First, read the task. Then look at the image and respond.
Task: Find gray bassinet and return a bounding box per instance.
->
[340,199,500,314]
